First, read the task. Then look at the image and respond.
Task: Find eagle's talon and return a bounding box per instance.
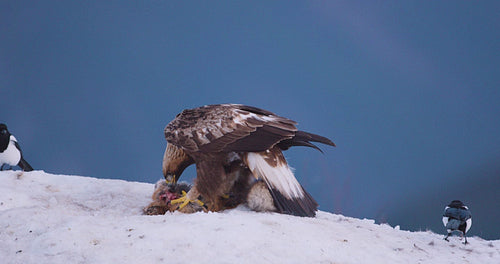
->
[194,199,205,207]
[170,190,205,210]
[170,196,189,209]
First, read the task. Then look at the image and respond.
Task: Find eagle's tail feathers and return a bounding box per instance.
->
[268,186,318,217]
[244,151,318,217]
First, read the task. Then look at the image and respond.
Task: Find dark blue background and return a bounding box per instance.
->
[1,1,499,239]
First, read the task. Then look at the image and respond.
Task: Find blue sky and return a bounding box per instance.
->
[1,1,499,239]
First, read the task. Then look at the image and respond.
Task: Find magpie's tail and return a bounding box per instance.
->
[18,157,33,172]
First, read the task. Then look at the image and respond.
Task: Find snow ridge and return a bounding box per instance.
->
[0,171,498,264]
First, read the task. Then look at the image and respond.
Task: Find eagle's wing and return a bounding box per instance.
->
[164,104,298,153]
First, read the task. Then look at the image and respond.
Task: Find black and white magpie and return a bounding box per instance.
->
[0,123,33,171]
[442,200,472,244]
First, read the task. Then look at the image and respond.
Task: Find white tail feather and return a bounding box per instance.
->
[245,152,304,199]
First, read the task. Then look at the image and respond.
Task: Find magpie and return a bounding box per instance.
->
[0,123,33,171]
[442,200,472,244]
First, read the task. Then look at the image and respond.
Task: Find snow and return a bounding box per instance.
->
[1,171,498,264]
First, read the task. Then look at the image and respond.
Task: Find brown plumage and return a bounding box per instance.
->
[162,104,335,217]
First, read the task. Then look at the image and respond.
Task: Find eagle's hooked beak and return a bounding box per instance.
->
[165,173,176,184]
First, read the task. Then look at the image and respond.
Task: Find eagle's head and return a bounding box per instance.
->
[162,143,194,184]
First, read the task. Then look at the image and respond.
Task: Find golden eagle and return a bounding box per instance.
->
[162,104,335,217]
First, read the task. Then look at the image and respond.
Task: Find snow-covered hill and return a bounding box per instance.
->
[0,171,498,264]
